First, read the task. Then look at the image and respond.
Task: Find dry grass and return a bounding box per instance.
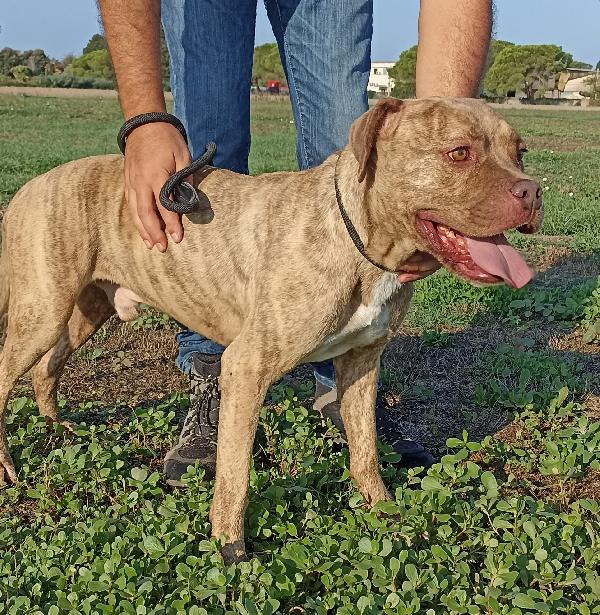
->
[13,321,186,408]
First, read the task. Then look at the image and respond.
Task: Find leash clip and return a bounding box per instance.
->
[159,142,217,214]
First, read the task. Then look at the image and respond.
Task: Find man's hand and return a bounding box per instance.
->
[124,123,192,251]
[99,0,187,251]
[397,251,441,283]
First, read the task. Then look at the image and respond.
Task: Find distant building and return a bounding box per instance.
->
[563,67,596,80]
[368,61,395,95]
[558,68,598,100]
[507,67,598,103]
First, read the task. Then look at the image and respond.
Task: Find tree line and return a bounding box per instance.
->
[390,41,599,103]
[0,34,285,90]
[1,33,597,101]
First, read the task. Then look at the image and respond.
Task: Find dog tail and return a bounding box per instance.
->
[0,215,9,322]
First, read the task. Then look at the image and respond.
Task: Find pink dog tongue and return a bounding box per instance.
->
[465,234,533,288]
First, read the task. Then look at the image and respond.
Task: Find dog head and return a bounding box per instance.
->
[349,97,543,288]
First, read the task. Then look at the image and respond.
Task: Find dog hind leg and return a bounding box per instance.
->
[0,295,77,485]
[31,284,115,427]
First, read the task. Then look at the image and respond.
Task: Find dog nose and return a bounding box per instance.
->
[510,179,542,210]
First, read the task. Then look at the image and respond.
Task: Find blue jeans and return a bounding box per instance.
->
[162,0,373,388]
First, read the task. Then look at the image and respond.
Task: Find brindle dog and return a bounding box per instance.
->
[0,98,542,562]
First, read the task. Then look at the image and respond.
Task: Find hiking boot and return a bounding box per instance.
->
[164,353,221,486]
[313,380,436,469]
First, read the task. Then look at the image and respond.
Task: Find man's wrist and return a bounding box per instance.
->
[119,89,167,121]
[117,112,187,154]
[122,102,167,121]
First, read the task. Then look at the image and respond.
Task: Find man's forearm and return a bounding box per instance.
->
[98,0,166,118]
[416,0,492,97]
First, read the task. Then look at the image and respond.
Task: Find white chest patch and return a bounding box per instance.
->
[306,273,402,362]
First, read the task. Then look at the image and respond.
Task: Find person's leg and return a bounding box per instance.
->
[264,0,371,391]
[162,0,258,374]
[264,0,434,468]
[264,0,372,169]
[174,329,224,375]
[161,0,257,483]
[162,0,256,170]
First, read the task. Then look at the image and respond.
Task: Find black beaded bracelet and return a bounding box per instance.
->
[116,111,216,214]
[117,112,188,154]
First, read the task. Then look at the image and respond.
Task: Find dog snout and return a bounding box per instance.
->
[510,179,542,211]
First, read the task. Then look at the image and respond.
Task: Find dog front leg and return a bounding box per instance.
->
[333,343,391,505]
[209,339,278,564]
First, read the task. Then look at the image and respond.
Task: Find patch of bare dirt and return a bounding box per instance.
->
[533,248,600,283]
[582,393,600,420]
[9,308,596,460]
[549,328,600,356]
[488,102,600,112]
[527,246,573,272]
[503,464,600,506]
[0,86,173,101]
[380,316,599,456]
[467,415,600,506]
[13,319,187,408]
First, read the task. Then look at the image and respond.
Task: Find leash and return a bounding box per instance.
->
[333,152,395,273]
[117,112,216,214]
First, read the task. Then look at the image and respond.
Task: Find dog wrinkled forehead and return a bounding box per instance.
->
[348,97,524,183]
[402,98,521,150]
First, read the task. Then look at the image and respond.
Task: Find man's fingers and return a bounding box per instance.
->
[157,198,184,243]
[122,124,193,251]
[136,187,168,252]
[126,188,153,249]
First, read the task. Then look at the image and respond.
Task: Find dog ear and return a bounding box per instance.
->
[349,98,403,183]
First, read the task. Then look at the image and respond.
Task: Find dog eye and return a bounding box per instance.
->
[448,147,470,162]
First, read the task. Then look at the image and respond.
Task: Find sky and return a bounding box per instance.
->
[0,1,598,66]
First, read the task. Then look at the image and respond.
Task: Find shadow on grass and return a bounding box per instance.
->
[381,250,600,454]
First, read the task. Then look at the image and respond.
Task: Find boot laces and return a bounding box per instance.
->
[180,373,219,441]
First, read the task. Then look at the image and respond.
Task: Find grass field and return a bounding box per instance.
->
[0,94,599,613]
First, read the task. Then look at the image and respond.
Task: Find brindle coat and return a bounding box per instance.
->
[0,98,542,562]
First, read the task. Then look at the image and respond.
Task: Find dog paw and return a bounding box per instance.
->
[220,541,249,566]
[356,478,392,507]
[57,420,75,433]
[0,455,17,487]
[43,417,75,433]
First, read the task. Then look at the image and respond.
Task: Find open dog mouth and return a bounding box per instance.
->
[415,216,533,288]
